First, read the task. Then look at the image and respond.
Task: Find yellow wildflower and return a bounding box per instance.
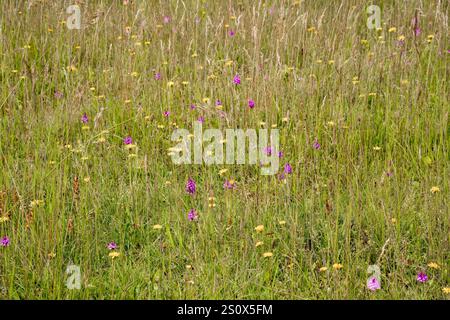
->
[30,200,44,207]
[255,225,264,233]
[0,216,9,223]
[333,263,343,270]
[427,262,440,269]
[67,65,77,72]
[430,186,440,194]
[109,251,121,259]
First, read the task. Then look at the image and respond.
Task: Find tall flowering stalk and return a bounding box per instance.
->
[186,178,196,194]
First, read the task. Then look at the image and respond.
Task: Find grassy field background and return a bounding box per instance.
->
[0,0,448,299]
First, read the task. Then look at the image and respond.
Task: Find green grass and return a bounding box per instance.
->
[0,0,448,299]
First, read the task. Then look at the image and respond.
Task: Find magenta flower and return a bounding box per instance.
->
[81,113,88,124]
[163,111,170,117]
[123,136,133,145]
[107,242,117,250]
[284,163,292,174]
[185,178,196,194]
[367,277,381,291]
[0,236,10,247]
[414,27,421,36]
[215,99,222,106]
[278,151,283,158]
[233,74,241,85]
[417,272,428,283]
[188,209,198,221]
[190,103,196,110]
[154,72,161,80]
[396,39,405,47]
[228,30,235,37]
[313,139,321,150]
[248,99,255,109]
[223,179,236,190]
[198,116,205,123]
[264,146,272,156]
[54,90,63,99]
[163,16,171,24]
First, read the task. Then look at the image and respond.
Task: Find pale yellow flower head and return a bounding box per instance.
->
[430,186,440,194]
[427,262,440,269]
[109,251,121,259]
[333,263,343,270]
[255,225,264,233]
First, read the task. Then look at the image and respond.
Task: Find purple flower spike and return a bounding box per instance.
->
[81,113,88,124]
[367,277,381,291]
[123,136,133,145]
[233,74,241,85]
[417,272,428,283]
[284,163,292,174]
[0,236,10,247]
[54,90,63,99]
[223,179,236,190]
[248,99,255,109]
[264,146,272,156]
[188,209,198,221]
[107,242,117,250]
[313,139,321,150]
[185,178,196,194]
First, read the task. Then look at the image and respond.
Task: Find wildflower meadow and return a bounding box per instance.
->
[0,0,448,300]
